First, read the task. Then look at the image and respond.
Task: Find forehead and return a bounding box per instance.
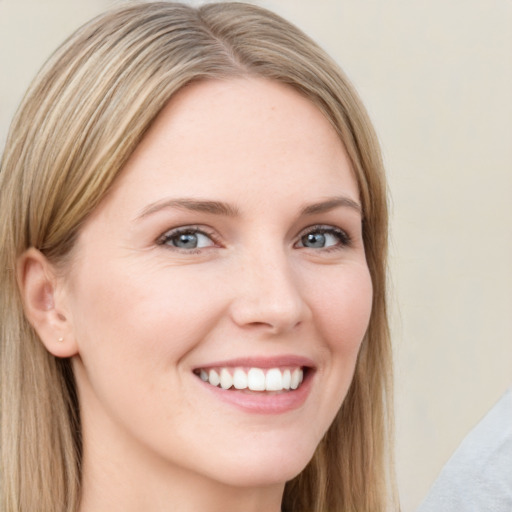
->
[89,77,359,224]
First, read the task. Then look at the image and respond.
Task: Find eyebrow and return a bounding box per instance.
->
[135,195,362,221]
[136,198,240,220]
[300,196,362,216]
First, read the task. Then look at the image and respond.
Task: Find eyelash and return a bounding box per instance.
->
[295,225,352,252]
[157,226,220,253]
[156,224,352,253]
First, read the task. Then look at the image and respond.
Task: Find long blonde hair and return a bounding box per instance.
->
[0,3,395,511]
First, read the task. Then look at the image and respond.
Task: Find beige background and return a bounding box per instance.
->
[1,1,511,510]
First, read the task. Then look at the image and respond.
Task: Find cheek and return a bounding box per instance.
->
[68,260,225,368]
[67,262,225,434]
[311,264,373,354]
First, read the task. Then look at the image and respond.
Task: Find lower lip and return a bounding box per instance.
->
[196,371,313,414]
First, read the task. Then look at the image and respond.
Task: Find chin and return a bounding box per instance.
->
[202,442,316,489]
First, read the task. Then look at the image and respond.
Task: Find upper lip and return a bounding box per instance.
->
[193,355,316,371]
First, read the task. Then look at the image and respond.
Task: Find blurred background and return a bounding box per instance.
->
[1,1,511,510]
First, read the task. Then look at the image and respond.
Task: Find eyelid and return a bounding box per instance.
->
[156,225,221,249]
[295,224,352,249]
[155,223,352,252]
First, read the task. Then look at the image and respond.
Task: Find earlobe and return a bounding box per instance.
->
[17,248,78,358]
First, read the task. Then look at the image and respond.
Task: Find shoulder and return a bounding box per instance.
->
[417,387,512,512]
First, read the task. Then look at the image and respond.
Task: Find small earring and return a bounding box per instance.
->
[58,337,64,342]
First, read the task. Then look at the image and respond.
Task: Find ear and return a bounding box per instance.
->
[17,248,78,358]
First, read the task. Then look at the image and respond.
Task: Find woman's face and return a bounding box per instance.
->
[64,78,372,489]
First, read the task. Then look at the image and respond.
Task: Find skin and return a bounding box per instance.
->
[21,77,373,512]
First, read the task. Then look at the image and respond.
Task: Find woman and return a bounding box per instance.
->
[0,2,395,511]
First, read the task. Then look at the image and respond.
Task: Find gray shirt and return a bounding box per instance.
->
[417,387,512,512]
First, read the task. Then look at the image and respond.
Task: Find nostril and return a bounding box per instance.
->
[229,256,311,331]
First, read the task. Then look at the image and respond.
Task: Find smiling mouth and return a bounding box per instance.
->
[194,367,305,392]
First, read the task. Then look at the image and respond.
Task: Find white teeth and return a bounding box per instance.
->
[198,367,305,392]
[233,368,248,389]
[220,368,233,389]
[247,368,266,391]
[282,369,291,390]
[209,369,220,387]
[265,368,283,391]
[290,368,301,390]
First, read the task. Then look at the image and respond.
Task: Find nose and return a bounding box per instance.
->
[228,249,311,334]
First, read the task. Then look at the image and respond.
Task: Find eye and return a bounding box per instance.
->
[296,225,351,250]
[158,227,216,250]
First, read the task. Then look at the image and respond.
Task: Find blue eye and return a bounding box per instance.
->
[159,228,215,250]
[297,226,350,249]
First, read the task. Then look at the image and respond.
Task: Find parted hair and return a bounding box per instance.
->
[0,2,396,511]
